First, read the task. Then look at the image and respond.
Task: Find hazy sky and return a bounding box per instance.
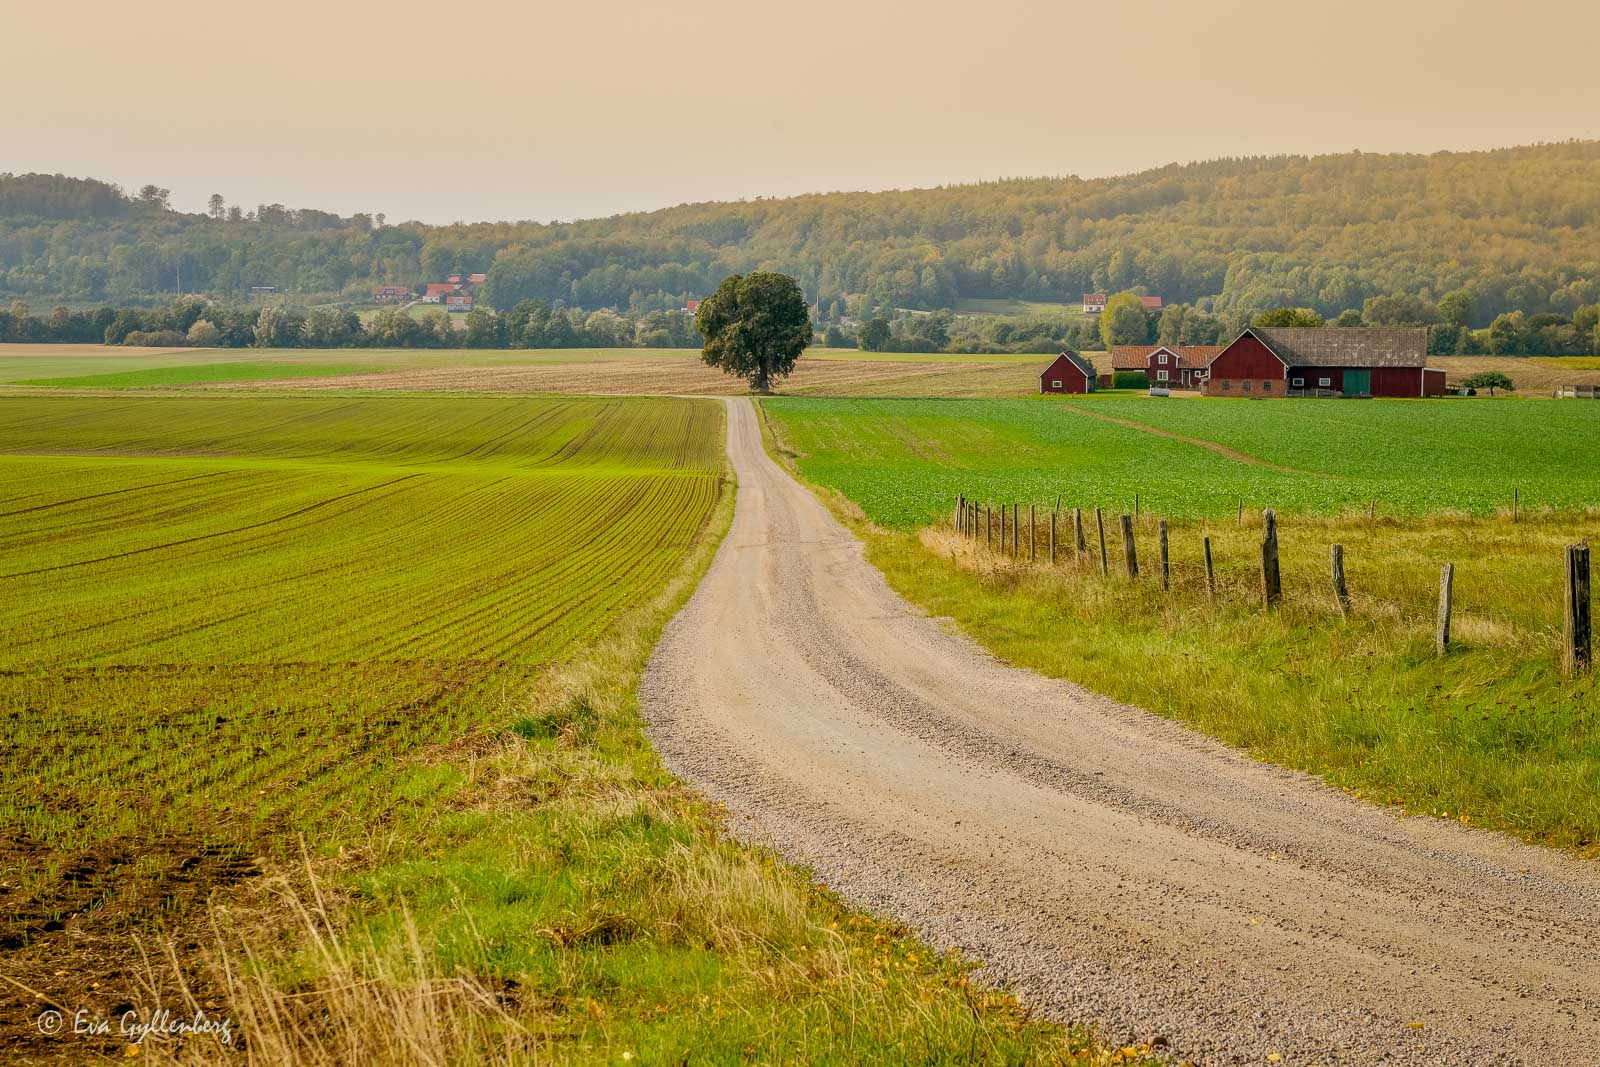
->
[7,0,1600,224]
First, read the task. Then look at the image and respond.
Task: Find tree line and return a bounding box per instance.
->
[0,299,703,350]
[4,142,1600,331]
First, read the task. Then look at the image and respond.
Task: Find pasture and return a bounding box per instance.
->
[0,391,1097,1063]
[762,394,1600,524]
[760,394,1600,853]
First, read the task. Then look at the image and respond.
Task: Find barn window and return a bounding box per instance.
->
[1242,381,1251,392]
[1158,352,1169,365]
[1291,377,1305,387]
[1157,369,1169,381]
[1262,380,1272,392]
[1319,377,1332,387]
[1222,381,1231,392]
[1051,380,1062,388]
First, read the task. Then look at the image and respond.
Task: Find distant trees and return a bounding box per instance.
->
[207,194,226,220]
[135,184,171,210]
[185,319,220,347]
[1098,292,1150,349]
[1253,307,1324,328]
[858,318,891,351]
[695,272,813,392]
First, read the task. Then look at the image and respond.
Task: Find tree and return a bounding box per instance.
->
[1487,312,1525,356]
[1461,371,1514,395]
[303,306,360,347]
[186,319,221,347]
[1253,307,1325,328]
[1098,291,1149,349]
[226,205,243,223]
[858,317,891,351]
[1333,309,1364,328]
[136,184,171,210]
[207,193,226,220]
[1437,289,1473,328]
[695,272,813,393]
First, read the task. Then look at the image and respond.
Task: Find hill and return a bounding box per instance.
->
[4,142,1600,327]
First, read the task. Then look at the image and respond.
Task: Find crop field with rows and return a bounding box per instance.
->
[762,395,1600,526]
[0,393,723,961]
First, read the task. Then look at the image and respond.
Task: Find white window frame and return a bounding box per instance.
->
[1319,377,1332,387]
[1157,369,1169,381]
[1158,352,1169,365]
[1051,379,1062,388]
[1291,377,1304,387]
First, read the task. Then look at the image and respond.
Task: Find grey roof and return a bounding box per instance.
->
[1043,350,1097,379]
[1247,327,1429,369]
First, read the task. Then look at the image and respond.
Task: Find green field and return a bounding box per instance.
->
[761,395,1600,854]
[763,395,1600,525]
[1,391,1111,1063]
[949,297,1085,318]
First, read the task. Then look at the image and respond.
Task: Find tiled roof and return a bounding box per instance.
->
[1248,327,1428,368]
[1110,344,1222,370]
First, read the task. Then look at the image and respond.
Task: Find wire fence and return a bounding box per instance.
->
[949,494,1593,674]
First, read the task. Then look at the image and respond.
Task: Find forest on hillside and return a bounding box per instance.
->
[4,142,1600,333]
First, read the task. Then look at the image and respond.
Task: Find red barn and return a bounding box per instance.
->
[1039,351,1098,394]
[1200,327,1444,398]
[1111,344,1223,389]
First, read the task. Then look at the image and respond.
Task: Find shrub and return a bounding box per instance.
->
[1112,370,1149,390]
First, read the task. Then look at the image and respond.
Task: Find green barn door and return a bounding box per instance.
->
[1344,369,1370,396]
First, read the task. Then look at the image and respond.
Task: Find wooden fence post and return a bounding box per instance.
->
[1237,498,1243,525]
[1203,536,1215,598]
[1001,504,1009,554]
[1073,507,1086,558]
[1049,510,1056,565]
[1565,542,1592,676]
[1436,563,1454,656]
[1096,507,1108,577]
[1135,493,1140,520]
[954,495,963,531]
[1158,519,1169,591]
[1120,514,1138,579]
[1261,509,1281,609]
[1330,543,1351,617]
[986,506,992,550]
[1513,487,1519,524]
[1030,505,1037,563]
[1013,504,1021,558]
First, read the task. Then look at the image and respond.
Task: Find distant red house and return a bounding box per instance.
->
[1139,295,1163,310]
[1110,344,1222,389]
[444,292,474,312]
[1039,351,1098,394]
[423,282,462,303]
[1201,327,1445,398]
[467,272,487,284]
[446,274,463,284]
[683,298,701,315]
[372,284,409,302]
[1082,293,1107,313]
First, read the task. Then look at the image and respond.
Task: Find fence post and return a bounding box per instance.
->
[1203,536,1215,598]
[1049,510,1056,565]
[1513,487,1519,524]
[1013,504,1021,559]
[1157,520,1170,591]
[1001,504,1009,554]
[1074,507,1086,558]
[1436,563,1453,656]
[1261,509,1281,609]
[1330,543,1351,617]
[986,506,992,550]
[954,494,963,532]
[1096,508,1108,577]
[1030,505,1037,563]
[1565,542,1592,676]
[1120,514,1138,579]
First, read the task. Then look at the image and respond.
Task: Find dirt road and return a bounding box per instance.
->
[640,397,1600,1065]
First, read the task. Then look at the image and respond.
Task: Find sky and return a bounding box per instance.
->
[7,0,1600,225]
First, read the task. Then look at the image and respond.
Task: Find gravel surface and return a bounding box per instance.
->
[640,396,1600,1066]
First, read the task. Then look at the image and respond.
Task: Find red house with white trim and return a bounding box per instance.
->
[1039,351,1098,394]
[1200,327,1445,398]
[1111,344,1223,389]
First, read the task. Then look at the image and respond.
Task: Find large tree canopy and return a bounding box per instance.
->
[695,272,813,392]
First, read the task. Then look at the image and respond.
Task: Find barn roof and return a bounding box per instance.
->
[1042,350,1096,380]
[1245,327,1428,368]
[1139,295,1163,309]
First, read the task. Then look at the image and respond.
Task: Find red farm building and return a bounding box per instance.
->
[1110,344,1223,389]
[1039,351,1099,394]
[1200,327,1445,398]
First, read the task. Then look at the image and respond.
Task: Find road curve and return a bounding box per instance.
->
[640,397,1600,1066]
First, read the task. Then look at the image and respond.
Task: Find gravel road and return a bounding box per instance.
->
[640,396,1600,1065]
